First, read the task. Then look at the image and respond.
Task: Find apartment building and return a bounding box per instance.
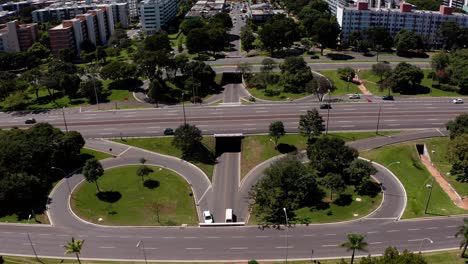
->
[32,2,129,28]
[443,0,468,9]
[139,0,177,35]
[49,6,114,56]
[0,20,38,52]
[337,2,468,46]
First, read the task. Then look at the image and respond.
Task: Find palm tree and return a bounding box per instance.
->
[455,218,468,257]
[340,233,368,264]
[64,237,84,264]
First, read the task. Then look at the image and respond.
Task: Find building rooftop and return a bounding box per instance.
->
[185,0,226,17]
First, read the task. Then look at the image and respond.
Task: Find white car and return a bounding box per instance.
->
[349,94,360,99]
[453,98,464,104]
[203,210,213,223]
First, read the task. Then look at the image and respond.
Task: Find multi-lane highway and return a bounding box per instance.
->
[1,94,467,261]
[2,97,465,138]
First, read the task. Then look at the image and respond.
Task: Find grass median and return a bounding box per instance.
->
[241,131,399,180]
[72,165,198,226]
[360,141,467,218]
[112,137,215,180]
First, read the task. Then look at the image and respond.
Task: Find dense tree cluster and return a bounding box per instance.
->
[359,247,428,264]
[183,13,232,54]
[0,123,85,218]
[259,14,299,55]
[279,56,314,93]
[446,114,468,184]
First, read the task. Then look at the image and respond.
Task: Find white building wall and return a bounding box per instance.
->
[84,15,97,45]
[0,21,21,52]
[94,9,108,44]
[71,19,84,53]
[140,0,177,35]
[338,6,468,46]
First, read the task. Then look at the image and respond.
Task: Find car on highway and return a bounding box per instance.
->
[25,118,36,124]
[163,128,174,135]
[453,98,464,104]
[320,104,332,109]
[349,94,360,99]
[382,95,394,101]
[203,210,213,223]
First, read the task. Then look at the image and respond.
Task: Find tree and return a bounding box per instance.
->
[298,109,325,140]
[364,26,393,51]
[180,17,205,35]
[438,21,467,51]
[447,134,468,183]
[261,58,276,72]
[96,46,107,62]
[259,14,298,54]
[82,158,104,192]
[137,165,152,184]
[389,62,424,94]
[27,42,50,59]
[172,123,203,155]
[58,48,75,63]
[210,12,233,29]
[249,155,323,223]
[135,50,171,81]
[144,31,171,52]
[455,218,468,257]
[449,49,468,94]
[359,247,428,263]
[394,29,423,54]
[280,56,313,93]
[80,39,96,53]
[341,233,368,264]
[305,76,336,101]
[337,67,355,81]
[379,76,396,95]
[372,62,392,82]
[345,159,377,185]
[100,61,137,80]
[311,17,340,55]
[240,25,255,52]
[64,237,84,264]
[321,173,345,200]
[78,79,105,104]
[147,78,165,106]
[186,28,210,54]
[446,113,468,139]
[208,27,228,54]
[307,137,358,176]
[269,121,285,148]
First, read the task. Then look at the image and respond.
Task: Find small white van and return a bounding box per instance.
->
[225,208,233,222]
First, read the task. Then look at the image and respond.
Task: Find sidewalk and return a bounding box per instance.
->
[420,155,468,210]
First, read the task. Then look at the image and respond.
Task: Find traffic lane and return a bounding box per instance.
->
[1,99,466,125]
[51,116,455,138]
[211,153,239,223]
[0,221,461,260]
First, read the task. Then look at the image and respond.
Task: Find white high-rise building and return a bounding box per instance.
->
[337,2,468,47]
[139,0,177,35]
[443,0,468,9]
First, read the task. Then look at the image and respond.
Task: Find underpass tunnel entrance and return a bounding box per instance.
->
[221,72,242,85]
[214,133,243,156]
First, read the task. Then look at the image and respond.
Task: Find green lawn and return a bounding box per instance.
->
[81,148,113,160]
[241,131,399,179]
[358,69,461,97]
[317,70,362,96]
[72,165,198,226]
[425,137,468,197]
[112,137,216,180]
[360,141,467,218]
[249,87,309,101]
[295,185,382,224]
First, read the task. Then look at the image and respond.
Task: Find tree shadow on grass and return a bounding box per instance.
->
[183,143,217,165]
[277,143,297,154]
[144,179,160,189]
[97,191,122,203]
[326,53,354,60]
[333,194,352,206]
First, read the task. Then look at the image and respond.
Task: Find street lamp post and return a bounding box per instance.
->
[61,107,69,132]
[375,105,382,135]
[418,238,433,253]
[181,93,187,125]
[136,240,148,264]
[325,89,331,135]
[283,208,289,264]
[346,75,350,92]
[424,177,435,214]
[382,161,400,192]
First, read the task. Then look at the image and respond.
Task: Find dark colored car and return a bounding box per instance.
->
[320,104,332,109]
[25,118,36,124]
[163,128,174,135]
[382,95,394,101]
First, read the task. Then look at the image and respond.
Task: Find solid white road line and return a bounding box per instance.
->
[369,242,382,245]
[276,246,294,249]
[321,245,337,247]
[185,248,203,250]
[230,247,248,250]
[386,230,399,232]
[408,229,420,231]
[99,246,115,249]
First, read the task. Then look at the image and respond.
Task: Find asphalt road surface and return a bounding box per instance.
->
[2,98,465,138]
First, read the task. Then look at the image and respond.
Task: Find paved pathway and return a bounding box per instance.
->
[420,155,468,210]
